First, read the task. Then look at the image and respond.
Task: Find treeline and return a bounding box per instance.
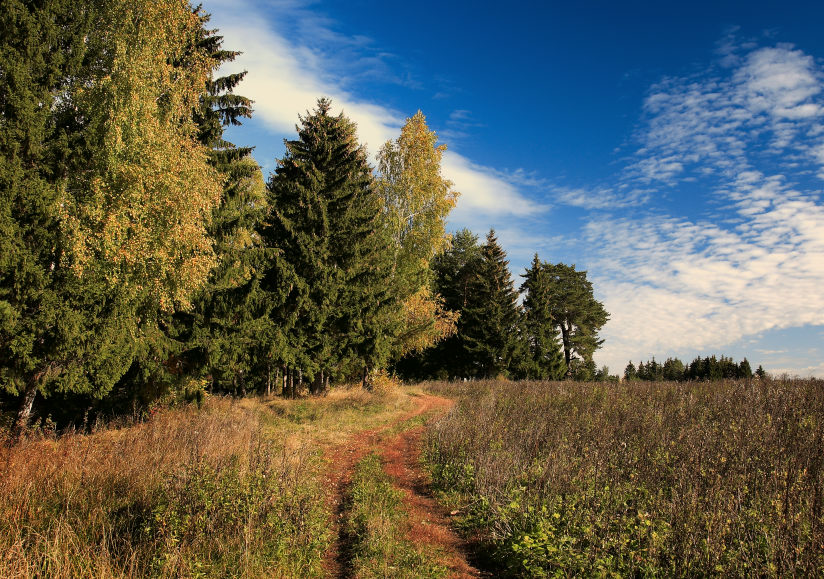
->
[1,0,609,434]
[624,355,764,382]
[395,232,609,382]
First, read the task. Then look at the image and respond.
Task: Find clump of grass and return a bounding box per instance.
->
[424,378,824,577]
[344,453,446,579]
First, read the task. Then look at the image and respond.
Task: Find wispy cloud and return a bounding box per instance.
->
[206,0,543,221]
[589,40,824,375]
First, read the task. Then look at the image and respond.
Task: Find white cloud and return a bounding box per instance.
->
[589,41,824,376]
[206,0,542,221]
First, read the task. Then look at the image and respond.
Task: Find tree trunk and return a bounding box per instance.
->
[297,368,303,394]
[288,368,294,399]
[12,380,38,440]
[362,366,371,390]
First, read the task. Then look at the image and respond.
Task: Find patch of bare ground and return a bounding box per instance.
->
[321,392,486,578]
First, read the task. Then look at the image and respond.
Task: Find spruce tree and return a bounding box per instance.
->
[460,230,523,378]
[266,99,395,390]
[166,15,268,396]
[393,228,481,380]
[520,254,567,380]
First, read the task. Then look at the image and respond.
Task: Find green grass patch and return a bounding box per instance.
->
[345,453,446,579]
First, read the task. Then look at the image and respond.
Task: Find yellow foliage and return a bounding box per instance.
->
[59,0,222,312]
[397,287,459,357]
[369,369,401,395]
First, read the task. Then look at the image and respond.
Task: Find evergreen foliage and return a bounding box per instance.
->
[542,263,609,378]
[625,355,757,382]
[460,230,524,379]
[519,254,567,380]
[265,99,395,389]
[394,229,481,380]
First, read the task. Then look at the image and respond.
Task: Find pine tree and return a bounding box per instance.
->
[543,263,609,378]
[460,230,523,378]
[519,254,567,380]
[266,99,395,390]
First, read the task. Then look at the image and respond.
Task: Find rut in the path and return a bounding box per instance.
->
[320,393,487,579]
[378,410,489,578]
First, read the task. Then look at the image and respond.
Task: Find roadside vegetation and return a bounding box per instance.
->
[424,378,824,577]
[0,388,416,578]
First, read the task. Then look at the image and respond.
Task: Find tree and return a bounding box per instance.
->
[460,230,524,378]
[394,228,482,380]
[543,263,609,378]
[662,357,685,381]
[519,254,566,380]
[168,15,267,396]
[377,111,459,293]
[1,0,223,433]
[376,112,459,358]
[266,98,395,390]
[624,362,638,381]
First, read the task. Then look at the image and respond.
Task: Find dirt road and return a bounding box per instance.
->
[321,392,486,578]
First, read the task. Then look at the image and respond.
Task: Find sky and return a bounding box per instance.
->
[205,0,824,378]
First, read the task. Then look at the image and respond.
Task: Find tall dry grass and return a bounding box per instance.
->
[424,378,824,577]
[0,396,327,578]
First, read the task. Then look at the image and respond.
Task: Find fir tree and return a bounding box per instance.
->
[394,229,481,380]
[460,230,523,378]
[519,254,566,380]
[266,99,395,390]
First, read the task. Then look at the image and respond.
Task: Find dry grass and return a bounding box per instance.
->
[424,378,824,577]
[0,387,417,578]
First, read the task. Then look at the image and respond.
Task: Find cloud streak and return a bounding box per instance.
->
[590,41,824,375]
[206,0,543,222]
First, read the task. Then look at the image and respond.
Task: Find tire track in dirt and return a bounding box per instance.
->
[320,393,486,578]
[378,397,488,579]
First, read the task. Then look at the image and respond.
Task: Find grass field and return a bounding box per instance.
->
[0,387,415,578]
[423,378,824,577]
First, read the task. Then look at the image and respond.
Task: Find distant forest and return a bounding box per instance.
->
[1,1,756,435]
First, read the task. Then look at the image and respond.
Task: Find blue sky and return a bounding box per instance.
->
[206,0,824,377]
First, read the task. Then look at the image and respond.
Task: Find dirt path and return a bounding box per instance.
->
[321,392,485,578]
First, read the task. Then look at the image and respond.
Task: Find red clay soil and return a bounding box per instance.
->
[321,393,486,578]
[379,400,488,578]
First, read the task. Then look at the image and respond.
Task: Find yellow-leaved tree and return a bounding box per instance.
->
[377,112,460,356]
[60,0,223,312]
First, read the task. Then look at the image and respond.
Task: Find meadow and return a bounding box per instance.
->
[423,378,824,577]
[0,388,415,578]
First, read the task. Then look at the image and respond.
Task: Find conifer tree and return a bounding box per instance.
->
[167,15,268,395]
[520,254,567,380]
[266,99,395,390]
[544,263,609,378]
[394,229,481,380]
[460,230,523,378]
